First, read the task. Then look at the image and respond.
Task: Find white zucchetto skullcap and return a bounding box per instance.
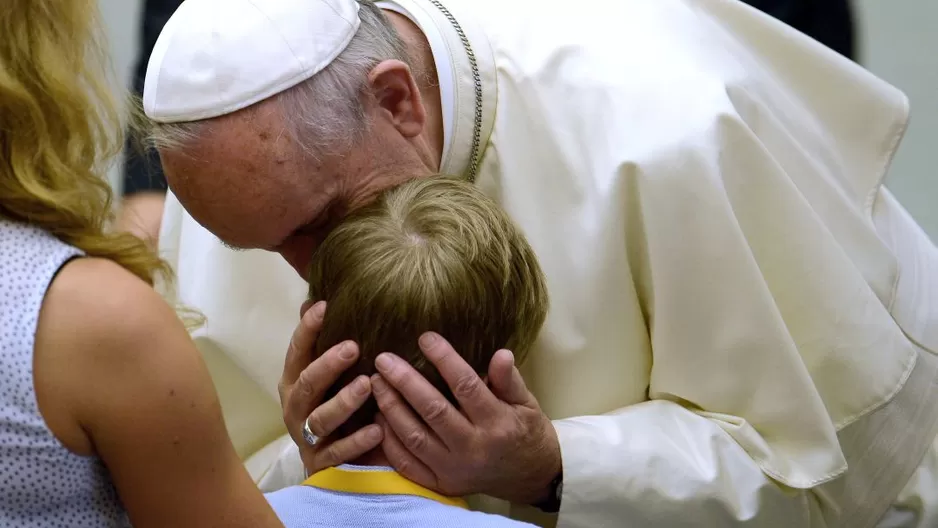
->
[143,0,361,123]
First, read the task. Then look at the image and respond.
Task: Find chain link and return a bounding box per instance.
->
[426,0,484,183]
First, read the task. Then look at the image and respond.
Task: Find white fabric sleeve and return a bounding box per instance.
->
[553,401,822,528]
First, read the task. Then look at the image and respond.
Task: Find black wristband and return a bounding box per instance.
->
[533,470,563,513]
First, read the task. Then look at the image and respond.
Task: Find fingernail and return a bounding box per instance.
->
[494,348,515,366]
[339,342,356,361]
[353,376,370,397]
[375,353,394,372]
[371,374,387,393]
[312,301,326,319]
[366,425,382,442]
[419,332,437,348]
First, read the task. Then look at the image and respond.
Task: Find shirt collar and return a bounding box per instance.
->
[375,0,456,168]
[376,0,496,181]
[303,465,469,509]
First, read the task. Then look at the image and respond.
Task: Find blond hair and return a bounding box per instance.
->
[308,177,549,436]
[0,0,169,286]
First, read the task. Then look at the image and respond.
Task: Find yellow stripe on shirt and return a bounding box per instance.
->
[303,466,469,509]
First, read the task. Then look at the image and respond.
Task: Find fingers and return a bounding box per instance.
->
[306,375,372,437]
[413,332,501,422]
[312,423,384,471]
[373,350,473,443]
[487,349,535,406]
[370,374,450,461]
[285,341,359,434]
[299,300,315,319]
[376,414,438,490]
[282,301,326,389]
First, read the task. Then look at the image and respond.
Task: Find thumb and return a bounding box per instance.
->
[299,300,315,319]
[488,349,534,407]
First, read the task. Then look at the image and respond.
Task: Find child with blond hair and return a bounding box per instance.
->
[267,177,548,527]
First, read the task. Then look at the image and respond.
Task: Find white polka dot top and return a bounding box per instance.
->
[0,218,130,527]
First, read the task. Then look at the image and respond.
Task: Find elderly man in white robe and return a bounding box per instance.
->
[143,0,938,526]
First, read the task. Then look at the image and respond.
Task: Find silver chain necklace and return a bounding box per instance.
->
[425,0,484,183]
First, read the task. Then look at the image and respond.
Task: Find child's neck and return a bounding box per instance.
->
[347,447,392,468]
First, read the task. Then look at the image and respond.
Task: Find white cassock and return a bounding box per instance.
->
[157,0,938,526]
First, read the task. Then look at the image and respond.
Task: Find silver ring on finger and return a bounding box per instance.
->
[302,417,320,446]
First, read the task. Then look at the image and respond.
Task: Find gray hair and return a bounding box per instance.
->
[149,0,408,159]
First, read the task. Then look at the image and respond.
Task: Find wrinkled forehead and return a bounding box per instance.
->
[155,101,303,185]
[149,98,284,153]
[153,109,336,250]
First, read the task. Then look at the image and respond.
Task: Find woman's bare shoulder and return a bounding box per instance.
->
[35,258,283,527]
[33,257,194,454]
[35,256,197,407]
[40,257,185,354]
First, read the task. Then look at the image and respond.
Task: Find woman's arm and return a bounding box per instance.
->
[33,257,283,528]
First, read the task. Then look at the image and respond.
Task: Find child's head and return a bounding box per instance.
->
[308,177,549,438]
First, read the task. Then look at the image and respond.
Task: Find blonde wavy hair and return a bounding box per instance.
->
[0,0,169,286]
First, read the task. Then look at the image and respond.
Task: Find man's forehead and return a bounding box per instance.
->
[181,116,292,169]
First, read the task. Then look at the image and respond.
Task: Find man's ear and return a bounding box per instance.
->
[367,59,426,138]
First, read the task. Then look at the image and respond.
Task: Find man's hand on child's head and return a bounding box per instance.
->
[280,301,384,474]
[370,333,562,506]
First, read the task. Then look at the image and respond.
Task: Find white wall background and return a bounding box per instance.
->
[98,0,143,194]
[96,0,938,236]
